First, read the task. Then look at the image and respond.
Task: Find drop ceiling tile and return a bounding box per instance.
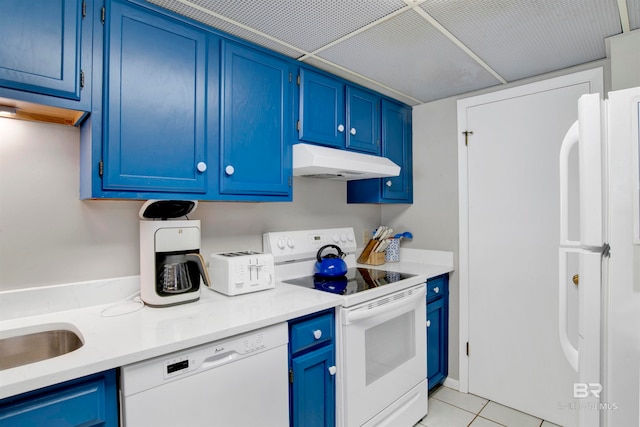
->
[146,0,304,58]
[421,0,623,82]
[630,0,640,29]
[316,9,502,103]
[151,0,408,53]
[301,57,421,106]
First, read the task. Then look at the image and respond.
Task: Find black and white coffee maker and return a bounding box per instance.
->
[139,200,210,307]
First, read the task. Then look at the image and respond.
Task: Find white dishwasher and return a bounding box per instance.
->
[120,323,289,427]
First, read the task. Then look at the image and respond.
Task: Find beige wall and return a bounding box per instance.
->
[0,118,381,290]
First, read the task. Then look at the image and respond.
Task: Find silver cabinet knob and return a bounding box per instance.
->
[386,180,392,187]
[328,366,337,376]
[337,124,345,133]
[313,330,322,340]
[350,128,356,135]
[426,320,431,327]
[225,165,235,176]
[196,162,207,172]
[433,287,440,294]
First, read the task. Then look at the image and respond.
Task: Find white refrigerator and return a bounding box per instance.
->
[558,87,640,427]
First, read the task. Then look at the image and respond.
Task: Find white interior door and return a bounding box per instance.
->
[462,74,599,427]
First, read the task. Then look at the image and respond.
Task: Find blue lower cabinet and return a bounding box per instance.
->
[426,274,449,391]
[0,370,118,427]
[289,310,336,427]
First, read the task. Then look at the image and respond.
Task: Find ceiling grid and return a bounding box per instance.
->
[146,0,640,105]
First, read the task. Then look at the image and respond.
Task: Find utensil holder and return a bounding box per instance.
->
[363,251,385,265]
[384,238,401,262]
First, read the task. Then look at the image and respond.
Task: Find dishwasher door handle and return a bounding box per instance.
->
[201,350,240,370]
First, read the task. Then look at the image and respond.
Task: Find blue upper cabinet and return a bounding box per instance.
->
[102,0,210,194]
[298,69,345,148]
[347,99,413,203]
[346,86,380,155]
[0,0,92,112]
[381,99,412,201]
[220,41,293,199]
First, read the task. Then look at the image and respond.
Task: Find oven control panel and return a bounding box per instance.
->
[263,227,357,262]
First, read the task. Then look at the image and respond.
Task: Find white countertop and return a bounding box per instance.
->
[0,249,453,400]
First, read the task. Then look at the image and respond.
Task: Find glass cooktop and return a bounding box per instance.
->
[283,268,416,295]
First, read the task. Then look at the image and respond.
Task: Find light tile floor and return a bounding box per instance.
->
[414,386,563,427]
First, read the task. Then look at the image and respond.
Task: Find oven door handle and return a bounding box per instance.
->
[345,286,426,324]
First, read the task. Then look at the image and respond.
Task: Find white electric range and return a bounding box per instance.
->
[264,227,428,427]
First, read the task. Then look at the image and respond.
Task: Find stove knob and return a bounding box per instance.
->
[347,233,355,242]
[340,233,347,242]
[287,238,295,248]
[332,234,340,243]
[277,238,286,249]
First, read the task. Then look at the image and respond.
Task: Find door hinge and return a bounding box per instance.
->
[462,131,473,147]
[289,368,294,384]
[82,0,86,18]
[288,176,292,187]
[98,160,104,177]
[296,120,300,131]
[466,341,470,356]
[289,72,292,83]
[80,70,85,89]
[296,75,301,86]
[101,6,106,24]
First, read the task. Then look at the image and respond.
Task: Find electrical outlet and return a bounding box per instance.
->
[362,229,372,245]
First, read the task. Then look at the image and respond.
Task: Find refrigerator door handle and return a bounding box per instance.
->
[559,121,581,248]
[558,247,579,372]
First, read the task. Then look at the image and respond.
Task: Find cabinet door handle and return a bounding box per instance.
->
[433,287,440,294]
[312,329,322,340]
[426,320,431,327]
[328,366,337,376]
[337,124,345,133]
[350,127,357,135]
[386,180,392,187]
[197,162,207,172]
[225,165,235,176]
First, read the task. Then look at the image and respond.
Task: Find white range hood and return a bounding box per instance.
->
[292,143,400,181]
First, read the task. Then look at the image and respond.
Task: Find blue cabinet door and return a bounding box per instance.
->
[0,0,82,101]
[346,99,412,203]
[220,40,292,197]
[426,274,449,391]
[381,99,412,201]
[299,69,345,148]
[103,0,209,193]
[427,296,447,389]
[0,370,118,427]
[346,87,380,154]
[291,345,336,427]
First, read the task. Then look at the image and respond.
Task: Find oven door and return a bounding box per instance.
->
[340,283,427,427]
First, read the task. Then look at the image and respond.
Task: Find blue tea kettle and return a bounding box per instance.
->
[314,244,348,278]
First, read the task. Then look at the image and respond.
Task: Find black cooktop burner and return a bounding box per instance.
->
[283,268,416,295]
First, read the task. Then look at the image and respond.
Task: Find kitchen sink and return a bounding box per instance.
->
[0,324,84,370]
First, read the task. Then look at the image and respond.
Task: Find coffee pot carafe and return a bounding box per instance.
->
[139,200,211,307]
[159,254,208,294]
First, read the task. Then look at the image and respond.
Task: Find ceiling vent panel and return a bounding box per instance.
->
[146,0,304,58]
[150,0,407,53]
[317,10,502,103]
[420,0,623,82]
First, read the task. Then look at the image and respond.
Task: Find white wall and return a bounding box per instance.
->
[0,117,381,290]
